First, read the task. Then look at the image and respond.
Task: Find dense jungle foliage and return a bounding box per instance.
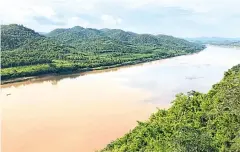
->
[1,24,205,81]
[101,64,240,152]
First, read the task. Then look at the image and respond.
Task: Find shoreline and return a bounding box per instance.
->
[208,44,240,48]
[1,51,202,85]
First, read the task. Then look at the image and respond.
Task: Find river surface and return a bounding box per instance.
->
[1,46,240,152]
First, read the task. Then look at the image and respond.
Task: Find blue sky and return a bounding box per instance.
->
[1,0,240,37]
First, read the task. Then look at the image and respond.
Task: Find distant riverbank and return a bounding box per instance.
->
[1,50,203,85]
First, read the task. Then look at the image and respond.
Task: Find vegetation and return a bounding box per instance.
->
[1,24,43,51]
[101,64,240,152]
[185,37,240,47]
[1,24,205,82]
[217,41,240,47]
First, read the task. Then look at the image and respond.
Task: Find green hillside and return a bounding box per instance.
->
[47,26,105,44]
[101,64,240,152]
[1,24,43,51]
[48,27,204,53]
[1,24,205,82]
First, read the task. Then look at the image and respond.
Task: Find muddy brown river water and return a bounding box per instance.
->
[1,46,240,152]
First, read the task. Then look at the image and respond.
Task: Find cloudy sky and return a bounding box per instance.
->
[1,0,240,37]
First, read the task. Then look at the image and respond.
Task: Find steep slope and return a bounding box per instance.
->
[101,64,240,152]
[1,24,44,51]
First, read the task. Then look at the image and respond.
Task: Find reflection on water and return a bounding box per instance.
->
[1,60,150,89]
[1,46,240,152]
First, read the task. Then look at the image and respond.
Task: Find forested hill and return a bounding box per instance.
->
[1,24,44,51]
[1,24,205,82]
[47,27,202,53]
[101,64,240,152]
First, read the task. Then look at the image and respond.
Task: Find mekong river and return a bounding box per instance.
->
[1,46,240,152]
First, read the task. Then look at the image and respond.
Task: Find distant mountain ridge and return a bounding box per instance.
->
[185,37,240,46]
[230,41,240,46]
[217,41,240,47]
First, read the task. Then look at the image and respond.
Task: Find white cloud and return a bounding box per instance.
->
[2,0,239,22]
[31,6,56,17]
[0,0,240,37]
[67,17,90,28]
[121,0,240,13]
[101,14,122,26]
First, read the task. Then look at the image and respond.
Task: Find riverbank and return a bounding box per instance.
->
[101,64,240,152]
[1,50,202,85]
[211,45,240,48]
